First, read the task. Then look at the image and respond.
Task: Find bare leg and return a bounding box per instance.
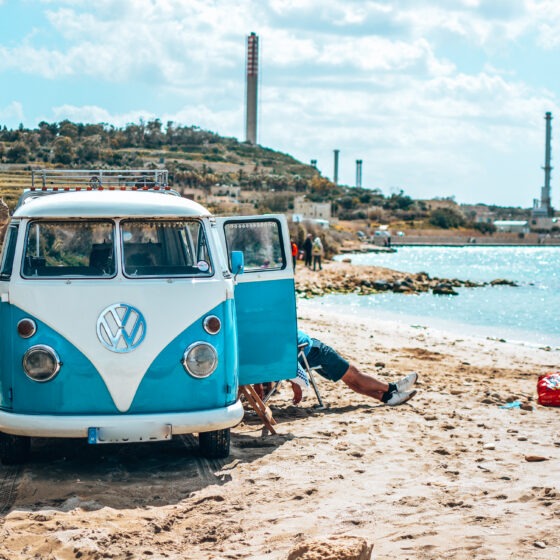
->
[341,364,389,402]
[289,381,303,405]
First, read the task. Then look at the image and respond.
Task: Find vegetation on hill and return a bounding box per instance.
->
[0,120,532,231]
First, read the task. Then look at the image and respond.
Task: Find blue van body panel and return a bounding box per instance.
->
[8,306,116,414]
[130,300,238,413]
[2,302,236,415]
[235,277,298,385]
[0,299,14,409]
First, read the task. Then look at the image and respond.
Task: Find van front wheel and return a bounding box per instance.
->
[0,433,31,465]
[198,428,230,459]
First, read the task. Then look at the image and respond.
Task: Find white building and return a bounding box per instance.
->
[493,220,530,234]
[293,196,332,221]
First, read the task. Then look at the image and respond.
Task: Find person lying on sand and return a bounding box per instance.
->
[291,330,418,406]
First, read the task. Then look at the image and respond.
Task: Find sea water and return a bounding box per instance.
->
[319,246,560,347]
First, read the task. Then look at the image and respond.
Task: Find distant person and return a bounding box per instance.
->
[303,234,313,268]
[291,240,298,270]
[292,330,418,406]
[312,236,324,271]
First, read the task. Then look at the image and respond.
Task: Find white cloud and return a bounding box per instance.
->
[0,101,24,123]
[1,0,559,205]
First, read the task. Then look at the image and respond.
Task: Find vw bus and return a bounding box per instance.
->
[0,169,297,464]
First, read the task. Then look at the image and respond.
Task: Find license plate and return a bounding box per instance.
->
[88,423,172,444]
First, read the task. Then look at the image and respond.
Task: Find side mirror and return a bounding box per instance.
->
[231,251,244,279]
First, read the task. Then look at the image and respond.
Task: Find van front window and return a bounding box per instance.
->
[22,221,115,278]
[0,224,19,279]
[121,220,213,277]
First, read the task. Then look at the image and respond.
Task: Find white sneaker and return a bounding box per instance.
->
[395,372,418,393]
[386,389,417,406]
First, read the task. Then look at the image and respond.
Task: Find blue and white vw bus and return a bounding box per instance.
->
[0,169,297,464]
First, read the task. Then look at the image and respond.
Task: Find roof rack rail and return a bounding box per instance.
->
[31,169,168,189]
[15,169,178,209]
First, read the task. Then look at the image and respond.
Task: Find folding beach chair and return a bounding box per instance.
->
[239,385,277,434]
[297,342,326,409]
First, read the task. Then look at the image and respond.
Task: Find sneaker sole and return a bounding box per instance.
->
[387,389,417,406]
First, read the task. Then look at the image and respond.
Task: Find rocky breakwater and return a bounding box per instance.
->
[294,261,517,298]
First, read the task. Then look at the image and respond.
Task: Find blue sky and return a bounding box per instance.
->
[1,0,559,207]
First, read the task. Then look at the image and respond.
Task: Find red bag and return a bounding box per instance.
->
[537,373,560,407]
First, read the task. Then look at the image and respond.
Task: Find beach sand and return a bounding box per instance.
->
[1,276,559,559]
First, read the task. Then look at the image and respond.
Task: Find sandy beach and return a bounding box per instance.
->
[1,266,559,559]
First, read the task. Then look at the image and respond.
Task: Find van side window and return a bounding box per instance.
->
[22,221,115,278]
[0,224,19,279]
[121,219,213,277]
[224,220,285,271]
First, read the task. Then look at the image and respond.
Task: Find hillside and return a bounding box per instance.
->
[0,120,542,242]
[0,119,322,211]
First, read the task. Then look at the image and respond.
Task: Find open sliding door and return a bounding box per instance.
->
[215,215,297,386]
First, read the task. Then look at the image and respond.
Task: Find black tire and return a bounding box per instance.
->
[0,433,31,465]
[198,428,230,459]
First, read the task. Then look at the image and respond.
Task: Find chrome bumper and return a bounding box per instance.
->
[0,400,244,438]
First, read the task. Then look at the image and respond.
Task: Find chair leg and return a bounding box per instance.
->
[239,385,277,435]
[299,351,326,409]
[307,367,326,409]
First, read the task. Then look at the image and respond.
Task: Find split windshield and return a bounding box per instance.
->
[121,220,212,277]
[21,219,212,278]
[23,221,115,277]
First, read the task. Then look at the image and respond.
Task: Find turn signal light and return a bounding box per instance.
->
[17,318,37,339]
[203,315,221,335]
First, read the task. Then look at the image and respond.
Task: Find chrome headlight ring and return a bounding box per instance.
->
[182,342,218,379]
[22,345,61,383]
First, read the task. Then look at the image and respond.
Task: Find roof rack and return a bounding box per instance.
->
[31,169,168,189]
[17,169,177,208]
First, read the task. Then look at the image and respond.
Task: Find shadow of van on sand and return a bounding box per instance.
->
[0,431,293,515]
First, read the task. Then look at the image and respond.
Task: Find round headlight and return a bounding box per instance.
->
[182,342,218,378]
[203,315,221,335]
[22,345,61,382]
[17,318,37,339]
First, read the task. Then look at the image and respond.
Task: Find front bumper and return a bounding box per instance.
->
[0,400,244,438]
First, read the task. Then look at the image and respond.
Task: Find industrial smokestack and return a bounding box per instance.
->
[356,159,363,188]
[333,149,340,185]
[245,32,259,144]
[542,112,553,216]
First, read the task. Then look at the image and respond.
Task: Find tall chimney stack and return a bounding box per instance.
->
[542,111,553,216]
[356,159,362,188]
[245,32,259,144]
[333,149,340,185]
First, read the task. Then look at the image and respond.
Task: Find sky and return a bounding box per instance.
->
[1,0,559,207]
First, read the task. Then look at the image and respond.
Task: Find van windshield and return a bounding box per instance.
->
[22,221,115,278]
[121,219,212,277]
[0,224,19,279]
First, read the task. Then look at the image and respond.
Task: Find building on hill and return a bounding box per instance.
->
[460,204,496,224]
[493,220,529,234]
[530,216,559,231]
[292,196,332,226]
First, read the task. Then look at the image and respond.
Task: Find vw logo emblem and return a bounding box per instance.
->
[97,303,146,353]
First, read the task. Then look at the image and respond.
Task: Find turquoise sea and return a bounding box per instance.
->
[321,246,560,347]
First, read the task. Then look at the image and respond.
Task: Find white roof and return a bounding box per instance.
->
[493,220,528,226]
[13,190,211,219]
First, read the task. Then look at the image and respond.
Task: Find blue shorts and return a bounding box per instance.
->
[301,339,349,382]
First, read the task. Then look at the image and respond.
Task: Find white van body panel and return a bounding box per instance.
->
[9,279,228,412]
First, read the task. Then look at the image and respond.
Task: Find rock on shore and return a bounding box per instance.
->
[294,260,514,298]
